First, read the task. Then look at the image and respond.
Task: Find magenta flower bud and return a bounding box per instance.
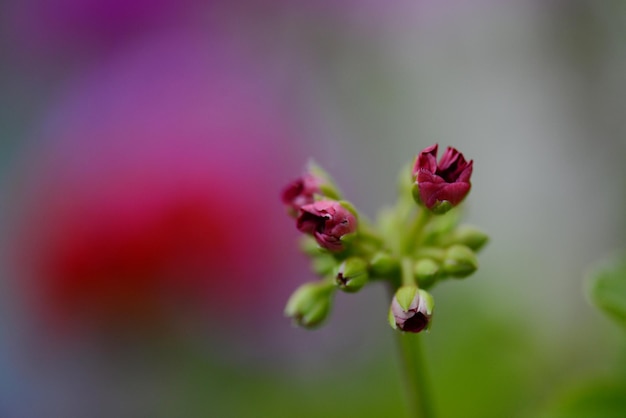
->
[412,144,473,213]
[389,286,434,333]
[281,174,322,216]
[296,200,357,252]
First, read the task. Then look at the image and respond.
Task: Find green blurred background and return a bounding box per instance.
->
[0,1,625,417]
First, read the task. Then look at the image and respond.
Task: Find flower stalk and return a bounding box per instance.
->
[395,332,435,418]
[280,144,487,418]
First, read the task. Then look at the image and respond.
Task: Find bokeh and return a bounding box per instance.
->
[1,1,625,417]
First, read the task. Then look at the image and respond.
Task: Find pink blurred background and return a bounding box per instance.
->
[1,1,625,417]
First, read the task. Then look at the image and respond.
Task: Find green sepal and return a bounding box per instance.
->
[340,232,358,245]
[411,183,422,207]
[388,307,398,329]
[395,285,418,311]
[430,200,453,215]
[338,200,359,219]
[317,185,341,200]
[307,160,342,199]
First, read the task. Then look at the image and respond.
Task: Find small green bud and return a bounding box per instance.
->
[370,252,399,277]
[340,232,358,245]
[414,259,439,288]
[311,255,338,276]
[336,257,369,292]
[446,225,489,252]
[442,244,478,278]
[284,282,334,328]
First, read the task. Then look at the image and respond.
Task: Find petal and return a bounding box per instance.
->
[310,200,336,214]
[314,231,343,252]
[437,147,460,173]
[296,205,327,234]
[416,168,445,185]
[437,182,471,206]
[418,180,470,209]
[401,312,429,333]
[457,160,473,183]
[281,178,304,206]
[413,144,438,176]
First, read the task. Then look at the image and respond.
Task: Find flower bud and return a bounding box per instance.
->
[281,173,323,216]
[389,286,434,333]
[414,258,439,288]
[284,282,334,328]
[442,244,478,278]
[444,225,489,252]
[296,200,358,252]
[412,144,473,214]
[370,252,398,277]
[336,257,369,292]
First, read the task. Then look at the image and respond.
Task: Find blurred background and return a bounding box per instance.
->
[0,1,625,417]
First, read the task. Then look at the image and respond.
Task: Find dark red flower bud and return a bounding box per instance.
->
[296,200,357,252]
[412,144,473,213]
[281,174,322,216]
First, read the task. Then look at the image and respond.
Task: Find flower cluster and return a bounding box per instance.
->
[281,145,487,332]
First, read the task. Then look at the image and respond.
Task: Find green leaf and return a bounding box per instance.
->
[588,252,626,329]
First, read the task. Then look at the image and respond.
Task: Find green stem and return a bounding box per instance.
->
[359,221,385,247]
[401,209,431,256]
[401,256,416,287]
[394,208,435,418]
[395,332,436,418]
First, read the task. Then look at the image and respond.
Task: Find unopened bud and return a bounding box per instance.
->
[284,282,334,328]
[297,200,358,252]
[389,286,434,333]
[336,257,369,293]
[281,173,323,216]
[412,144,473,214]
[442,244,478,278]
[370,252,398,277]
[445,225,489,251]
[414,259,439,288]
